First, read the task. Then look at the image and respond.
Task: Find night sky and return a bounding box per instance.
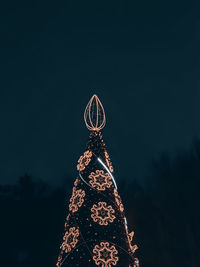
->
[0,1,199,185]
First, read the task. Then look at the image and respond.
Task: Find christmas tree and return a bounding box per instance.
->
[56,95,139,267]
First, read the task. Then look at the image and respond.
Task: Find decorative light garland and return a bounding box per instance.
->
[55,95,139,267]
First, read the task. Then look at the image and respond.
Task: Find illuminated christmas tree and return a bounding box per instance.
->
[56,95,139,267]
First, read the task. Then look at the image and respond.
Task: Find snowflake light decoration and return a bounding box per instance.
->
[77,150,92,171]
[61,227,79,253]
[89,170,112,191]
[91,201,115,226]
[93,241,119,267]
[69,188,85,213]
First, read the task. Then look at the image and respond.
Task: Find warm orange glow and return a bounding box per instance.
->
[91,201,115,226]
[89,170,112,191]
[84,94,106,131]
[77,150,92,171]
[56,251,63,267]
[69,188,85,213]
[74,178,79,187]
[129,262,139,267]
[114,189,124,213]
[93,242,119,267]
[61,227,79,253]
[104,151,114,172]
[126,228,139,255]
[64,214,70,229]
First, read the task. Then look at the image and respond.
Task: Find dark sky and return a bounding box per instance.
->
[0,1,199,185]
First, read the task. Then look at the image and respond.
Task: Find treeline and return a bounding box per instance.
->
[1,138,200,267]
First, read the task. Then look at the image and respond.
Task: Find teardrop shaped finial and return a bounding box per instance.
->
[84,94,106,131]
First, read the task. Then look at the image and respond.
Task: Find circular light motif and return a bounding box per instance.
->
[93,241,119,267]
[89,170,112,191]
[61,227,79,253]
[69,188,85,213]
[91,201,115,226]
[77,150,92,171]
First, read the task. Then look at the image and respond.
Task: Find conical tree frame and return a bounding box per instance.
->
[55,95,139,267]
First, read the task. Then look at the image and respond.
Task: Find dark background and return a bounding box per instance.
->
[0,1,199,266]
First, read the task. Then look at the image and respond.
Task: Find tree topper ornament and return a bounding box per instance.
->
[84,94,106,131]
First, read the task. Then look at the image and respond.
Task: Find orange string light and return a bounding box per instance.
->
[84,94,106,131]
